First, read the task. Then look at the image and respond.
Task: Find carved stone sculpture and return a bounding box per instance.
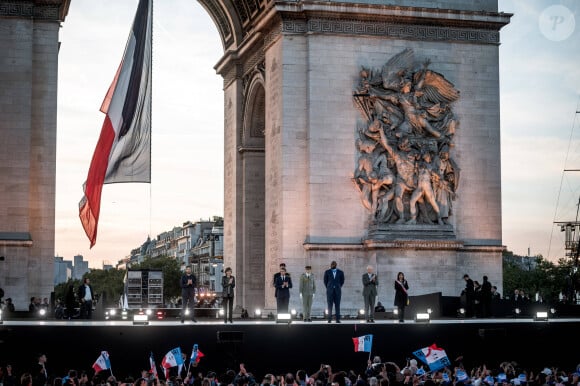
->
[353,48,460,225]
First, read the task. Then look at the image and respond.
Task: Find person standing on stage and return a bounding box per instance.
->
[394,272,409,323]
[272,262,286,301]
[274,266,292,314]
[77,277,94,319]
[362,265,378,323]
[221,267,235,323]
[323,260,345,323]
[299,265,316,322]
[180,266,198,323]
[480,275,492,318]
[463,273,475,318]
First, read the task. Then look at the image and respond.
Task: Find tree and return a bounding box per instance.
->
[502,251,569,304]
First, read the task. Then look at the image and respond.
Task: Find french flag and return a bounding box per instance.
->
[92,351,111,374]
[161,347,183,378]
[190,344,205,364]
[352,334,373,352]
[79,0,152,248]
[413,343,451,372]
[149,352,158,378]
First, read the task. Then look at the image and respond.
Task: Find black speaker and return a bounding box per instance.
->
[217,331,244,344]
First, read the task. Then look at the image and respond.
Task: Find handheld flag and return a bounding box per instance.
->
[161,347,183,378]
[412,344,451,372]
[190,344,205,364]
[352,334,373,353]
[92,351,111,374]
[149,352,158,378]
[79,0,152,248]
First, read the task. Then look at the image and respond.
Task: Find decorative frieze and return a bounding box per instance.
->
[282,18,500,44]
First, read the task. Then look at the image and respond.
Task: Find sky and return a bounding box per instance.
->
[55,0,580,268]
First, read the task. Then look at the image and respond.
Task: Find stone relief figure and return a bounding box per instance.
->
[352,49,460,225]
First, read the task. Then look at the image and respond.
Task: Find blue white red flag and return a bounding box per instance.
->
[149,352,158,378]
[190,344,205,364]
[161,347,183,378]
[79,0,152,248]
[92,351,111,374]
[412,344,451,372]
[352,334,373,352]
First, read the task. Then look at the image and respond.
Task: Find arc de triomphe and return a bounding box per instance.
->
[0,0,510,315]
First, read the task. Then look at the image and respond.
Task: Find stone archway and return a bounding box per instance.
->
[199,0,510,315]
[239,71,266,312]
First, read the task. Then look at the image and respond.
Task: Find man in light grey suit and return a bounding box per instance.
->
[362,265,378,322]
[299,265,316,322]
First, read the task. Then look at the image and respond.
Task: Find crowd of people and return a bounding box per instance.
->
[1,354,578,386]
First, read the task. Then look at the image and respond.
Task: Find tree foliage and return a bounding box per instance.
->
[502,250,576,304]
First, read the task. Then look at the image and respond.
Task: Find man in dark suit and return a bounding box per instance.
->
[77,277,95,319]
[180,266,198,323]
[463,274,475,318]
[274,266,292,313]
[323,261,345,323]
[272,262,286,300]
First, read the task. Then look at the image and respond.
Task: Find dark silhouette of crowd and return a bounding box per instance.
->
[2,355,579,386]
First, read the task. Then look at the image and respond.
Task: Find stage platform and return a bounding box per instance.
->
[1,317,579,381]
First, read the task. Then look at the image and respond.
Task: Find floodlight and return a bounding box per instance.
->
[534,311,548,321]
[133,313,149,325]
[276,313,292,324]
[415,312,430,323]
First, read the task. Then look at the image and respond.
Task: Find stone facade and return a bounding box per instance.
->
[0,1,70,310]
[208,0,510,316]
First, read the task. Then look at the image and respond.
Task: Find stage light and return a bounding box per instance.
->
[534,311,548,321]
[513,308,521,318]
[324,309,329,316]
[427,308,433,314]
[184,309,191,316]
[415,312,430,323]
[276,313,292,324]
[291,309,297,316]
[254,308,262,318]
[145,309,153,316]
[121,309,128,320]
[110,309,117,316]
[0,309,3,324]
[393,308,399,316]
[550,307,556,316]
[457,308,466,318]
[133,313,149,325]
[219,308,225,316]
[156,311,164,320]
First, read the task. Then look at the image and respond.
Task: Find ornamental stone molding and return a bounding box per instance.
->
[0,0,70,21]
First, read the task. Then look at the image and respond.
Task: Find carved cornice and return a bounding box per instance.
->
[282,18,502,44]
[364,239,464,251]
[0,0,70,21]
[275,1,511,31]
[273,1,511,45]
